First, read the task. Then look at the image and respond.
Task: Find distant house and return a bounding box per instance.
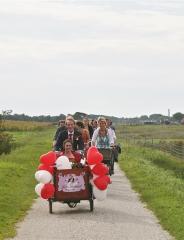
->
[181,118,184,125]
[143,120,159,125]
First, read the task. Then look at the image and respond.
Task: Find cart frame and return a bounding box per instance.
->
[48,166,94,213]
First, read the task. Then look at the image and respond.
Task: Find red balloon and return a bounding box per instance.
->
[93,176,108,190]
[41,183,55,199]
[37,164,54,175]
[103,175,112,184]
[87,151,103,165]
[87,146,98,159]
[40,151,56,166]
[92,163,109,176]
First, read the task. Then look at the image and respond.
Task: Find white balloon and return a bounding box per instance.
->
[56,156,72,169]
[93,186,107,201]
[57,162,72,170]
[57,156,70,163]
[56,165,62,170]
[35,183,44,196]
[56,158,63,166]
[35,170,52,184]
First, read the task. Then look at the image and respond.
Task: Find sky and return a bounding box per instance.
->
[0,0,183,118]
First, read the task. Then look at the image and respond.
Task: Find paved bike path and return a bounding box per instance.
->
[9,164,172,240]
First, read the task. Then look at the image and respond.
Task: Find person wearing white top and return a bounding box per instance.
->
[91,117,114,148]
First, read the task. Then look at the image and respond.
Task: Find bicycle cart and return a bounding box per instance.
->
[48,166,94,213]
[97,148,114,175]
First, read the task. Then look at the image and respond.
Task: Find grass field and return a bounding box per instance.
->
[117,124,184,140]
[1,120,52,131]
[118,124,184,240]
[0,127,54,240]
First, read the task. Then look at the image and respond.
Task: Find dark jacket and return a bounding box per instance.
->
[53,126,67,140]
[55,129,84,151]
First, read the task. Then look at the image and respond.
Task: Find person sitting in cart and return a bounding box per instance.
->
[50,139,93,212]
[91,116,114,148]
[58,139,82,163]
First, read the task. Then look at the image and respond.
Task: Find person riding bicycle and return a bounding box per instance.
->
[91,117,114,148]
[55,118,84,151]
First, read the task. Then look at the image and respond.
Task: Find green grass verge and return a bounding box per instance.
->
[0,128,54,240]
[119,145,184,240]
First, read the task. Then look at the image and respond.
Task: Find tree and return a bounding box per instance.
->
[2,110,13,118]
[172,112,184,122]
[149,114,163,120]
[140,115,149,120]
[0,110,13,130]
[0,110,13,154]
[73,112,87,120]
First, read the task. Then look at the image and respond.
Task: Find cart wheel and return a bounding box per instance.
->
[68,202,77,208]
[89,199,94,212]
[49,199,53,214]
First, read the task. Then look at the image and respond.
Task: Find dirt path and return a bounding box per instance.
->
[9,164,172,240]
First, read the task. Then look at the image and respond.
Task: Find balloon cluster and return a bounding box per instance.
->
[35,151,56,199]
[35,148,111,201]
[35,152,75,199]
[87,147,111,201]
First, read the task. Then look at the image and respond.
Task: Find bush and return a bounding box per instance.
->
[0,133,13,155]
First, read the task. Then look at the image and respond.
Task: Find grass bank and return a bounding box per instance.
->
[119,145,184,240]
[0,128,54,240]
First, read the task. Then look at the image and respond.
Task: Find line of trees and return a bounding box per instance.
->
[0,110,122,123]
[0,111,66,123]
[0,110,184,124]
[140,113,184,122]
